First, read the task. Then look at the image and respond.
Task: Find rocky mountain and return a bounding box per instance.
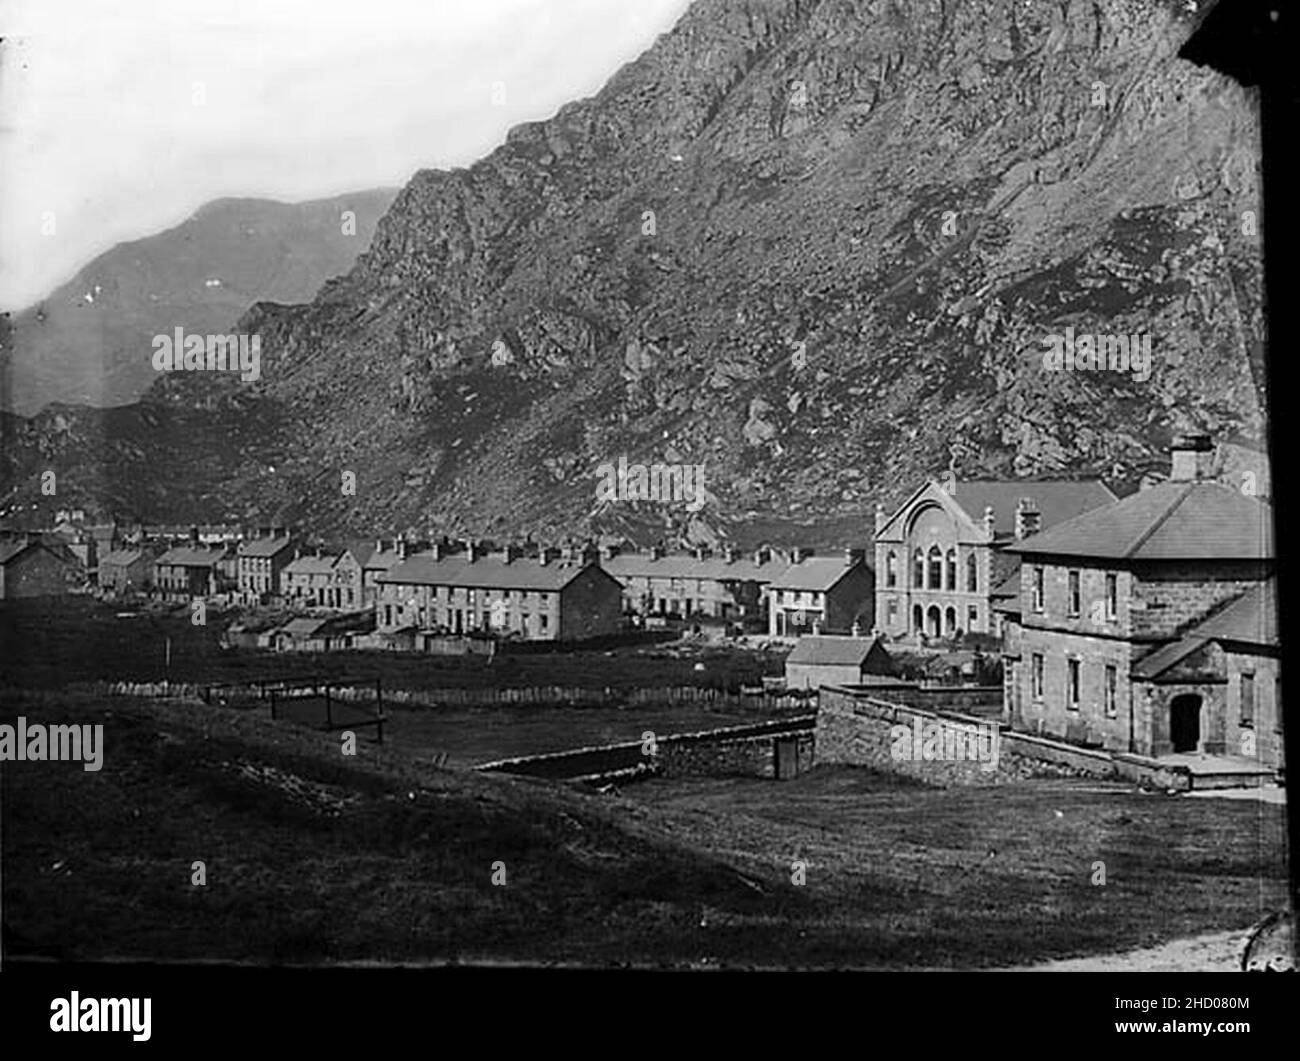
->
[0,0,1268,543]
[0,189,399,415]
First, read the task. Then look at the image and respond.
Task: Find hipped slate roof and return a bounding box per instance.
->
[378,553,598,591]
[767,556,865,592]
[1004,481,1272,561]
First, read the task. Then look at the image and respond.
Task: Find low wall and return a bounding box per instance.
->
[816,686,1192,790]
[835,682,1003,716]
[659,731,815,780]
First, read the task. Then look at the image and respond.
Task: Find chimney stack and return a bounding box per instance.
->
[753,545,771,566]
[983,505,996,538]
[723,545,737,563]
[649,545,664,561]
[1015,498,1041,540]
[844,546,865,566]
[503,544,522,564]
[603,543,620,561]
[694,544,711,561]
[851,620,862,638]
[398,539,408,560]
[538,546,561,566]
[1170,433,1214,482]
[464,539,480,563]
[875,502,887,533]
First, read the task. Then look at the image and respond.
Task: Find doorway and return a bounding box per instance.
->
[1170,694,1202,753]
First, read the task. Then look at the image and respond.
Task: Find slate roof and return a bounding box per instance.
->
[939,480,1116,535]
[766,556,864,592]
[603,552,790,583]
[0,541,36,566]
[786,635,884,667]
[378,553,599,591]
[1131,580,1277,680]
[1189,580,1277,647]
[277,618,330,638]
[157,546,225,568]
[990,568,1022,614]
[100,549,146,567]
[282,554,340,576]
[237,536,295,558]
[1003,481,1272,561]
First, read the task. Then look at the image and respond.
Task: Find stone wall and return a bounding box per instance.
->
[816,686,1193,789]
[659,731,815,780]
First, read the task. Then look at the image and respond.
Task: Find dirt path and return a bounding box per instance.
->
[1003,929,1248,972]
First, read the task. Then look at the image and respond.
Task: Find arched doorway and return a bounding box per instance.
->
[1170,694,1202,753]
[926,605,941,638]
[944,606,956,636]
[912,604,923,633]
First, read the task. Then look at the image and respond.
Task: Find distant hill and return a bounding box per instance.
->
[0,189,399,415]
[0,0,1268,541]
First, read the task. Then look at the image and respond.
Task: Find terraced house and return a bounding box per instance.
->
[766,549,874,637]
[376,542,622,642]
[280,548,363,610]
[872,478,1116,641]
[236,528,297,604]
[1000,435,1279,768]
[602,544,787,621]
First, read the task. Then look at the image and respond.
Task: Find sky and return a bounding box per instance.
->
[0,0,692,312]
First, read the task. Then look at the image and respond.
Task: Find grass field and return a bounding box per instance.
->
[0,597,785,692]
[3,691,1288,968]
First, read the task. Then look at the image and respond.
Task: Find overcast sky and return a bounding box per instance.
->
[0,0,691,311]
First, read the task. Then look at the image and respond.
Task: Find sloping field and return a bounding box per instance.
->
[1,691,1287,968]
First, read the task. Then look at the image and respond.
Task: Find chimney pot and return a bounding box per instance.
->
[875,502,887,533]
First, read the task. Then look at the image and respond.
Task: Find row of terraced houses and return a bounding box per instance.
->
[27,432,1278,771]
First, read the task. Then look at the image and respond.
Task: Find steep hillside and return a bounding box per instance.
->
[1,0,1266,539]
[0,189,398,415]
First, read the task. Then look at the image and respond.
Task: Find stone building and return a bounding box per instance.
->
[872,478,1116,641]
[766,549,874,637]
[376,543,623,642]
[0,539,79,600]
[784,634,894,690]
[602,544,786,621]
[280,548,364,610]
[235,528,297,603]
[1000,435,1276,764]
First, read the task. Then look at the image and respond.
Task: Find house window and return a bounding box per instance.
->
[887,598,898,625]
[913,549,925,588]
[886,551,897,588]
[1241,672,1255,725]
[1032,654,1044,700]
[1105,665,1117,718]
[945,549,957,591]
[1105,573,1117,619]
[384,605,392,627]
[966,553,978,593]
[927,546,943,590]
[1032,567,1044,612]
[1067,659,1080,710]
[1068,570,1081,616]
[540,614,549,630]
